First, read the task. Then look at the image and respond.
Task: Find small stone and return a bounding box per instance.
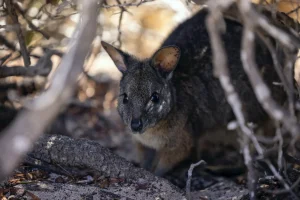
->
[16,188,25,196]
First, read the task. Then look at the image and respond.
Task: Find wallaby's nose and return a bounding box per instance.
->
[131,118,143,132]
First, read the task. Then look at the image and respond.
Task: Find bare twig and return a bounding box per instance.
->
[0,0,102,181]
[82,36,102,83]
[0,34,16,51]
[102,0,154,8]
[251,8,300,50]
[275,123,283,171]
[205,2,263,199]
[0,77,47,99]
[264,175,300,195]
[241,131,257,200]
[238,0,299,143]
[256,32,293,108]
[0,65,50,78]
[185,160,206,200]
[206,1,264,154]
[0,51,54,78]
[115,0,125,48]
[265,160,299,199]
[24,156,91,178]
[206,1,300,199]
[0,53,11,66]
[5,0,31,67]
[238,0,299,198]
[282,48,296,116]
[14,3,50,39]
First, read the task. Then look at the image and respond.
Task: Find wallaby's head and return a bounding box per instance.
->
[101,41,180,133]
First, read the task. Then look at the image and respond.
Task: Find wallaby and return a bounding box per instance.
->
[101,8,285,176]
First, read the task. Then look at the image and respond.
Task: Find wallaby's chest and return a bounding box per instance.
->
[132,132,168,150]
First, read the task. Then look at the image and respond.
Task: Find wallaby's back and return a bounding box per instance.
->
[162,9,284,135]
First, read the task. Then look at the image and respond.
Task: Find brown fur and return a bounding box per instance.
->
[133,111,192,175]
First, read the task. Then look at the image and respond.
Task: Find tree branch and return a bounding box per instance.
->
[102,0,154,8]
[5,0,31,67]
[0,51,53,78]
[0,0,102,181]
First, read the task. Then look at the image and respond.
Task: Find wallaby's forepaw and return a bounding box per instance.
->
[140,150,156,171]
[136,142,158,171]
[154,167,170,176]
[153,146,192,176]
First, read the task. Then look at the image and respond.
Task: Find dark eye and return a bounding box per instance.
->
[123,94,128,104]
[151,92,159,103]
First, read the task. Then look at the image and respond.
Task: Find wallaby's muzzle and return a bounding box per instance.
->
[131,118,143,133]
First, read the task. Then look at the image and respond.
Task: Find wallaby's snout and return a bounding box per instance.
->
[131,118,143,133]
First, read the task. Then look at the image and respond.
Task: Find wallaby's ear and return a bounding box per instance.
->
[151,46,180,79]
[101,41,127,73]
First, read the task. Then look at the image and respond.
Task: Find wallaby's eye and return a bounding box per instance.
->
[123,94,129,104]
[151,92,159,103]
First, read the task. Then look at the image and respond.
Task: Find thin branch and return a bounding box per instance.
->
[264,175,300,195]
[265,160,299,199]
[205,0,264,155]
[0,53,11,66]
[102,0,154,8]
[256,32,293,108]
[206,2,261,198]
[0,34,16,51]
[206,1,300,199]
[251,7,300,50]
[0,78,47,99]
[0,65,50,78]
[286,5,300,16]
[185,160,206,200]
[238,0,299,144]
[14,3,50,39]
[238,0,299,198]
[282,48,296,116]
[0,50,54,78]
[5,0,31,67]
[241,130,256,200]
[115,0,125,48]
[275,123,283,171]
[0,24,18,31]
